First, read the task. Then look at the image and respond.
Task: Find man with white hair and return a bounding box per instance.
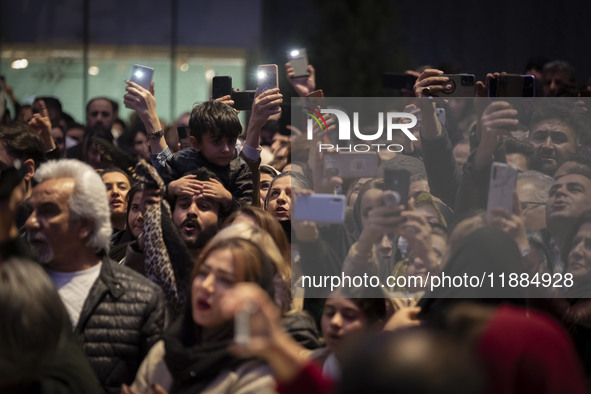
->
[25,159,166,394]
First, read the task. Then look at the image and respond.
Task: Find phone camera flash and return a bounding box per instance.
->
[257,70,266,80]
[135,70,144,79]
[290,49,300,57]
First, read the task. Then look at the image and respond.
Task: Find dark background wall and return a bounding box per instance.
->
[2,0,590,97]
[261,0,591,96]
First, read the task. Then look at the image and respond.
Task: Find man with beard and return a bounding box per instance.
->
[170,167,223,260]
[67,97,117,165]
[24,159,166,394]
[527,105,581,176]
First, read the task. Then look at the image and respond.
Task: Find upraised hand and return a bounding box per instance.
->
[413,69,451,98]
[285,62,315,97]
[124,80,160,135]
[474,100,518,170]
[27,99,55,151]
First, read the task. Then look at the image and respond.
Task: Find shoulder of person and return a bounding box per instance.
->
[206,360,277,394]
[105,258,163,297]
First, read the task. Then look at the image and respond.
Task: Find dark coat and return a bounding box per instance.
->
[75,258,167,394]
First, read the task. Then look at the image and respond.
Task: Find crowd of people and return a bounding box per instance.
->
[1,57,591,394]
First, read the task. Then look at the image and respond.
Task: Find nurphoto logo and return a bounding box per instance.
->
[306,108,418,153]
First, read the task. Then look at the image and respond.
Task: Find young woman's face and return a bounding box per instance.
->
[192,248,236,328]
[134,131,150,160]
[259,173,274,206]
[127,191,144,239]
[321,298,368,353]
[266,176,292,221]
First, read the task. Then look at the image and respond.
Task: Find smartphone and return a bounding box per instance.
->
[382,168,410,207]
[130,64,154,90]
[212,76,232,99]
[294,194,346,223]
[487,162,518,213]
[287,48,309,78]
[323,152,378,179]
[234,301,256,346]
[257,64,278,93]
[231,90,256,111]
[177,125,188,140]
[305,89,327,109]
[439,74,476,97]
[382,73,418,90]
[488,74,536,97]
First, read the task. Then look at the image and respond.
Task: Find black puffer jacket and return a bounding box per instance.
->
[74,257,167,394]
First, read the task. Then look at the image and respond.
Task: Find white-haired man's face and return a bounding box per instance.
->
[25,178,89,268]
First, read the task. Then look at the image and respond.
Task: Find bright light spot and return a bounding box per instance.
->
[11,59,28,69]
[88,66,100,76]
[180,63,189,72]
[134,70,144,79]
[290,49,300,57]
[205,69,215,80]
[258,70,266,80]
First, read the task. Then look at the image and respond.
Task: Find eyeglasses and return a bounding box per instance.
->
[520,201,546,210]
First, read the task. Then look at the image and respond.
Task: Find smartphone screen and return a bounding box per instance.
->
[130,64,154,90]
[487,162,518,213]
[257,64,278,93]
[231,90,256,111]
[287,48,309,78]
[212,76,232,99]
[383,168,410,207]
[177,125,188,140]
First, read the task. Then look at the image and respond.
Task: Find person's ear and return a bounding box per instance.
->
[77,218,94,242]
[189,136,200,151]
[23,158,35,182]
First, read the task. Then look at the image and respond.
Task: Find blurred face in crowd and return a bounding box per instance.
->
[347,177,371,208]
[546,174,591,224]
[192,247,236,328]
[567,222,591,285]
[543,71,572,97]
[528,119,577,175]
[359,188,383,230]
[406,233,447,292]
[134,131,150,160]
[127,191,144,239]
[259,173,274,206]
[191,248,244,328]
[173,193,220,249]
[51,127,65,153]
[266,176,291,221]
[25,179,87,267]
[86,99,115,132]
[517,178,547,231]
[322,298,368,353]
[102,171,130,219]
[66,126,85,144]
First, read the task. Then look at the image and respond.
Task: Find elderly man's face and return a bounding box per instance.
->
[25,178,84,267]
